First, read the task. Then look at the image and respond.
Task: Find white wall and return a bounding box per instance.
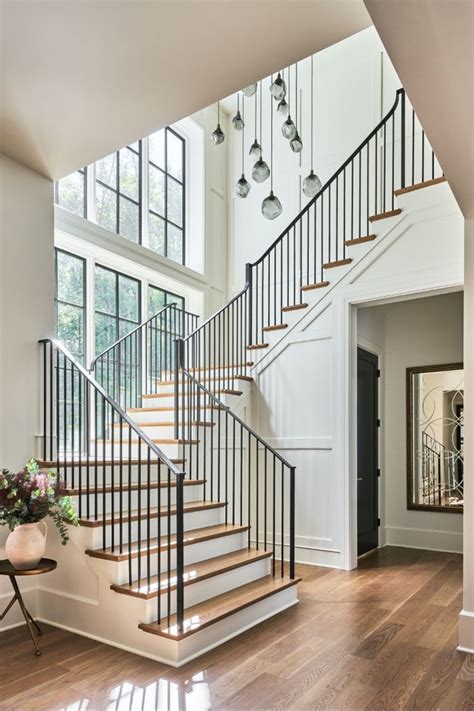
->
[250,181,463,570]
[227,27,401,293]
[358,292,464,554]
[0,153,54,624]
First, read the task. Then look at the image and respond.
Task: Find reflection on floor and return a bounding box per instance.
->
[0,547,471,711]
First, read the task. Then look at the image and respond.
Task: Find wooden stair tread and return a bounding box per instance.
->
[128,405,213,413]
[94,438,199,445]
[300,281,329,292]
[344,234,376,247]
[368,208,402,222]
[139,574,300,640]
[112,549,272,599]
[85,523,249,561]
[79,500,225,528]
[163,362,254,378]
[263,324,288,332]
[394,176,446,196]
[158,375,253,386]
[246,343,269,350]
[113,421,215,429]
[66,479,205,497]
[322,258,352,269]
[39,458,186,468]
[281,303,308,312]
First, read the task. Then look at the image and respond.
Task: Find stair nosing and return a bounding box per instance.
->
[85,523,250,561]
[111,549,272,599]
[79,500,225,528]
[139,575,301,640]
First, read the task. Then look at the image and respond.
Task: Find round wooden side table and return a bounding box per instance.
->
[0,558,57,656]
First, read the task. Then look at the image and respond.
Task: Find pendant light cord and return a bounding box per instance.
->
[270,74,273,191]
[217,100,220,125]
[311,55,314,168]
[254,87,258,141]
[259,80,263,147]
[295,62,298,130]
[287,66,291,116]
[241,93,245,172]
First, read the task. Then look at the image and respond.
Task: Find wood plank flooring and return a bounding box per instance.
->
[0,547,471,711]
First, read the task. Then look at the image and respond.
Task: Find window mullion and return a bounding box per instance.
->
[142,137,150,249]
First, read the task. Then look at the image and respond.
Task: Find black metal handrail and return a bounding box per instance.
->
[39,338,186,631]
[91,303,199,410]
[174,342,295,578]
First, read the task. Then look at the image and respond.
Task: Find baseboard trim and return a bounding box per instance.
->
[385,525,462,554]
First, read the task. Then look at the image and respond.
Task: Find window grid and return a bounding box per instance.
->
[94,264,141,354]
[148,127,186,264]
[148,284,185,318]
[54,126,186,266]
[95,143,143,244]
[55,249,87,363]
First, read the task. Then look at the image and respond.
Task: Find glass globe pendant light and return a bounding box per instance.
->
[281,65,296,140]
[249,87,262,160]
[303,55,322,198]
[262,76,283,220]
[211,101,225,145]
[235,95,251,198]
[242,83,257,97]
[269,71,286,101]
[277,98,288,116]
[232,93,245,131]
[252,81,270,183]
[290,62,303,153]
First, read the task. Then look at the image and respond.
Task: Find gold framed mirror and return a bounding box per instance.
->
[407,363,464,513]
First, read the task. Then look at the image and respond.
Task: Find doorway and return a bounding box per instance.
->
[357,347,379,556]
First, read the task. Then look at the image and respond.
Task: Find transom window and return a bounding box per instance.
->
[94,265,141,354]
[95,142,141,243]
[148,127,185,264]
[54,127,186,266]
[55,250,86,362]
[54,169,87,219]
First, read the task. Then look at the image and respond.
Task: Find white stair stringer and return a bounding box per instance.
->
[249,180,462,370]
[37,519,298,667]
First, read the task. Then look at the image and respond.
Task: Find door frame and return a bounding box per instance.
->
[338,285,461,571]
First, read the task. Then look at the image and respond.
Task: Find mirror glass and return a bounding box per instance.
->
[407,364,464,512]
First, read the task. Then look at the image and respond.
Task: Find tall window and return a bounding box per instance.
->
[148,127,185,263]
[54,169,87,218]
[95,266,141,354]
[55,250,86,362]
[95,142,141,243]
[148,284,185,317]
[54,127,186,265]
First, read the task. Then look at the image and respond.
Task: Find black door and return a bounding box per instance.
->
[357,347,379,556]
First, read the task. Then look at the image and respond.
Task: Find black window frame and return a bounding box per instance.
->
[95,142,143,244]
[148,126,186,265]
[55,248,87,363]
[94,264,142,355]
[54,168,88,219]
[148,284,185,318]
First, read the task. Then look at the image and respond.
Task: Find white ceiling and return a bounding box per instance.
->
[365,0,474,218]
[0,0,371,181]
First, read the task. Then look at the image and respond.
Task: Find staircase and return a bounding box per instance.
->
[37,87,444,666]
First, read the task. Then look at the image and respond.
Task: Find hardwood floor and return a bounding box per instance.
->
[0,547,472,710]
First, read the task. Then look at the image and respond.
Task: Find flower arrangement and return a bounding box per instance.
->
[0,459,78,544]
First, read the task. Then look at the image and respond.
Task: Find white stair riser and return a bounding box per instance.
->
[160,365,252,381]
[86,505,226,548]
[72,483,204,515]
[155,379,251,396]
[113,424,202,441]
[138,556,271,622]
[112,530,249,582]
[97,441,185,459]
[140,391,242,410]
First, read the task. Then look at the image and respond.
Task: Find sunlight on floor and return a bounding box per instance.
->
[58,673,211,711]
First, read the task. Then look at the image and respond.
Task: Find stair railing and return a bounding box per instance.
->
[246,88,444,343]
[172,87,445,575]
[39,338,186,632]
[90,303,199,410]
[174,339,295,579]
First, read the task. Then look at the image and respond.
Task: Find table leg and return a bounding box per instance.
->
[9,576,42,656]
[0,593,18,621]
